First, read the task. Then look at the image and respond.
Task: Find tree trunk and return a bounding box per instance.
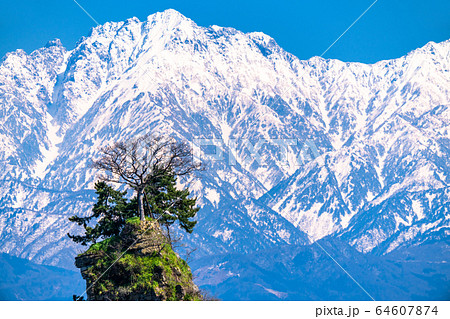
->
[137,189,145,222]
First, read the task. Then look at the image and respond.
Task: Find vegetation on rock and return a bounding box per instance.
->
[69,135,204,301]
[75,218,202,301]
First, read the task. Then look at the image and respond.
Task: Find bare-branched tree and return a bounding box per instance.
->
[92,134,201,222]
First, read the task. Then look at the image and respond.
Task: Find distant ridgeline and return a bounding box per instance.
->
[0,8,449,301]
[0,253,83,301]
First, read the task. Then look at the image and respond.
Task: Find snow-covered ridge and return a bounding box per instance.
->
[0,9,448,267]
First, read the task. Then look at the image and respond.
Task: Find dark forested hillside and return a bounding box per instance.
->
[0,253,83,300]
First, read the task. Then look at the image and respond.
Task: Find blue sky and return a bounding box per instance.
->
[0,0,449,63]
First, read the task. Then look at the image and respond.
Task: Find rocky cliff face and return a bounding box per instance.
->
[75,218,202,301]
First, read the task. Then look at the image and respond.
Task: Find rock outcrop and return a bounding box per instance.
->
[75,217,202,301]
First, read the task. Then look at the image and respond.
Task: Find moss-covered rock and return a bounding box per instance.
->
[75,217,202,301]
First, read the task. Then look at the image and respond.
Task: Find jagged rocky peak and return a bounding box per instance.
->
[0,7,448,270]
[45,38,63,48]
[147,8,191,22]
[86,9,197,40]
[75,218,203,301]
[142,9,201,41]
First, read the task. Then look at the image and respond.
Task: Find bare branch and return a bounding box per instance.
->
[91,134,202,221]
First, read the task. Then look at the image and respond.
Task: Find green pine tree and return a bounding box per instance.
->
[68,181,135,245]
[68,171,199,245]
[144,169,198,233]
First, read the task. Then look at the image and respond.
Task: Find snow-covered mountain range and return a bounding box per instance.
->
[0,8,448,283]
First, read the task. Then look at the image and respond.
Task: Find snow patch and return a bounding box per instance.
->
[212,228,233,241]
[412,199,425,220]
[255,284,288,299]
[33,113,62,179]
[205,188,220,207]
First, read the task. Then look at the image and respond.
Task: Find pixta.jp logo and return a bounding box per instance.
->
[192,138,321,167]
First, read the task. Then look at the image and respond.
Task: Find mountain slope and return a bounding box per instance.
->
[0,253,83,300]
[0,9,448,271]
[192,240,450,300]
